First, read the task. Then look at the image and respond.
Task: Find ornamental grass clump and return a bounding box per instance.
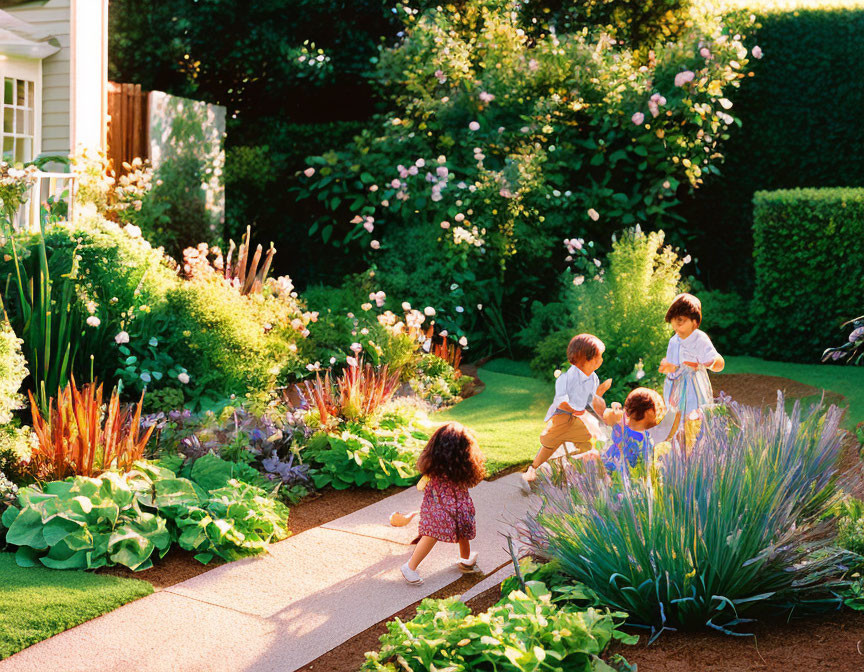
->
[521,394,860,638]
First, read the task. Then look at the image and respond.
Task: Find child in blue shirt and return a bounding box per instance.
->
[602,387,681,472]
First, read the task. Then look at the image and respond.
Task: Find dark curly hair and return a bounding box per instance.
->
[416,421,486,487]
[624,387,664,422]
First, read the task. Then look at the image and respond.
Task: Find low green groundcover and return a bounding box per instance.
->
[0,552,152,660]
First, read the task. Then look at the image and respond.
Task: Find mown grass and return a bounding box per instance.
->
[0,552,153,660]
[436,360,548,475]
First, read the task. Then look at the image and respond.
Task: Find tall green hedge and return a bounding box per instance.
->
[684,2,864,290]
[752,187,864,362]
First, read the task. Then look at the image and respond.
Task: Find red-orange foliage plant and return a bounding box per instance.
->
[27,378,155,481]
[298,361,401,425]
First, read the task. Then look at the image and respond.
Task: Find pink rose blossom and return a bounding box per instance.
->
[370,240,380,249]
[631,112,645,125]
[468,121,480,131]
[440,221,450,229]
[700,47,711,59]
[674,70,695,87]
[303,167,315,177]
[751,45,763,59]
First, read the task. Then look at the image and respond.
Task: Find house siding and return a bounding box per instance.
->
[5,0,72,155]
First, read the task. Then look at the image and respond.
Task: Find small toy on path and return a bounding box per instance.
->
[389,510,419,527]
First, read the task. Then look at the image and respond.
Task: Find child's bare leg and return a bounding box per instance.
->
[524,445,555,481]
[407,536,437,570]
[457,538,471,558]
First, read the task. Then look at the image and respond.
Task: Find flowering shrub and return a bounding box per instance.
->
[0,318,27,425]
[0,162,38,233]
[295,0,754,348]
[524,227,684,399]
[521,395,858,636]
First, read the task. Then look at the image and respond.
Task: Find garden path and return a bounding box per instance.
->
[0,472,532,672]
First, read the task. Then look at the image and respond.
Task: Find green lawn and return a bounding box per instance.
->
[436,360,548,475]
[720,356,864,428]
[0,553,153,660]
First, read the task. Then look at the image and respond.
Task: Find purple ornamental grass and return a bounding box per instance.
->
[521,394,861,639]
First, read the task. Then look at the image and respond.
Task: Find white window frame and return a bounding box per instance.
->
[0,56,42,164]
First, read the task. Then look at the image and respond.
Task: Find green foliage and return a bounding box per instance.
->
[751,188,864,361]
[362,581,636,672]
[525,228,684,400]
[305,416,427,490]
[682,4,864,288]
[0,215,181,408]
[0,318,27,424]
[162,278,280,399]
[295,1,751,350]
[0,459,290,571]
[697,287,751,355]
[410,354,465,407]
[0,423,35,486]
[0,552,152,660]
[837,497,864,557]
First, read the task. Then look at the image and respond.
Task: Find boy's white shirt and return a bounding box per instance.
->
[544,365,599,421]
[665,329,719,368]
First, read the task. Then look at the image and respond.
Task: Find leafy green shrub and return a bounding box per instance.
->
[1,460,290,570]
[161,278,282,399]
[362,581,636,671]
[295,1,753,350]
[752,188,864,361]
[837,497,864,556]
[681,3,864,287]
[697,287,751,355]
[522,396,856,635]
[524,228,684,400]
[410,354,466,407]
[305,414,427,490]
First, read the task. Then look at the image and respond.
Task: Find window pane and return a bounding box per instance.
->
[27,81,33,108]
[3,108,12,134]
[16,80,25,106]
[3,79,11,107]
[15,138,31,163]
[24,107,33,136]
[15,109,22,134]
[3,136,13,162]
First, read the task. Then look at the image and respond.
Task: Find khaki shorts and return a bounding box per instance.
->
[539,403,594,453]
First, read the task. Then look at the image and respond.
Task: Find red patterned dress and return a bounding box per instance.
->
[417,475,476,543]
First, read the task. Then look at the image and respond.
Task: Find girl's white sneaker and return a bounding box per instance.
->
[401,562,423,584]
[457,552,479,573]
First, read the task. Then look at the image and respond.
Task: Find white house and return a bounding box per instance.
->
[0,0,108,164]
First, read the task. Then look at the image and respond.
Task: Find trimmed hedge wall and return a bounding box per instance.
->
[752,187,864,362]
[684,3,864,291]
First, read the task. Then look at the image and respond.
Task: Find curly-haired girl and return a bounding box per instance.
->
[401,421,486,585]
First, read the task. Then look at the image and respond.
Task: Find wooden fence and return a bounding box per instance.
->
[107,82,149,174]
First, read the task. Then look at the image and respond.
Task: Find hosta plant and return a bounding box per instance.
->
[305,413,428,490]
[1,459,291,570]
[362,581,636,672]
[26,379,154,481]
[521,394,860,638]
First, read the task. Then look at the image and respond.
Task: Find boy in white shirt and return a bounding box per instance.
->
[522,333,619,486]
[658,293,725,448]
